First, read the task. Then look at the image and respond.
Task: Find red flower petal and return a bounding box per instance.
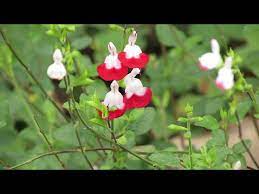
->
[124,88,152,109]
[98,100,127,120]
[97,63,128,81]
[118,52,149,69]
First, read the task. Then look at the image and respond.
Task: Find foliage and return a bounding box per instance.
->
[0,24,258,170]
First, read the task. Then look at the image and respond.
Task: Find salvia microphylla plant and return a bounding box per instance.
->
[0,24,259,170]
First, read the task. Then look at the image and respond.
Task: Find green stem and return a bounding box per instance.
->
[0,28,69,122]
[187,120,193,169]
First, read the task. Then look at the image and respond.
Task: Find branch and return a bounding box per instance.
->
[235,112,259,169]
[7,147,113,170]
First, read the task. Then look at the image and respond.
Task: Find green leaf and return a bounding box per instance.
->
[128,107,156,135]
[0,121,7,129]
[149,152,180,167]
[168,124,188,132]
[206,129,226,147]
[243,25,259,49]
[232,139,252,154]
[109,24,125,32]
[89,118,106,127]
[155,24,186,47]
[70,71,94,87]
[128,108,145,121]
[194,115,219,130]
[71,36,92,50]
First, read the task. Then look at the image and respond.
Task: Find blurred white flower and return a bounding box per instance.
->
[47,49,67,80]
[198,39,222,70]
[232,160,242,170]
[215,57,234,90]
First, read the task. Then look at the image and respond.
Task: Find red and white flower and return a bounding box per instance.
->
[215,57,234,90]
[124,68,152,109]
[97,42,128,81]
[198,39,222,71]
[47,49,67,80]
[118,31,149,69]
[100,80,127,120]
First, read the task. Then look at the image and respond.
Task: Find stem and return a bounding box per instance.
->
[187,120,193,169]
[7,147,113,170]
[235,112,259,169]
[251,111,259,137]
[73,105,159,169]
[0,28,69,122]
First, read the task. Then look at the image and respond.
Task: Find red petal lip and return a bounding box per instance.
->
[118,52,149,69]
[198,62,209,71]
[98,99,127,120]
[97,63,128,81]
[215,80,225,91]
[124,88,152,109]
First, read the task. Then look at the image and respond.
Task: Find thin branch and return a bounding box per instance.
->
[73,105,160,169]
[0,28,69,122]
[7,147,113,170]
[235,112,259,169]
[33,116,67,169]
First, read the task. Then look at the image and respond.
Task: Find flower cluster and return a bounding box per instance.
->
[198,39,234,91]
[97,31,152,120]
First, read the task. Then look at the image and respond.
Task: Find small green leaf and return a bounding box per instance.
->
[194,115,219,130]
[70,71,94,87]
[177,117,188,123]
[168,124,188,132]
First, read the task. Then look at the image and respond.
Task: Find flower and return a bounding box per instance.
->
[97,42,128,81]
[198,39,222,71]
[99,80,127,120]
[47,49,67,80]
[124,68,152,109]
[232,160,242,170]
[118,31,149,68]
[215,57,234,90]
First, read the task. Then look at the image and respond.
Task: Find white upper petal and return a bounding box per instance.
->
[53,49,63,62]
[211,39,220,54]
[124,44,142,59]
[124,69,146,98]
[199,52,222,69]
[104,54,122,69]
[103,81,124,109]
